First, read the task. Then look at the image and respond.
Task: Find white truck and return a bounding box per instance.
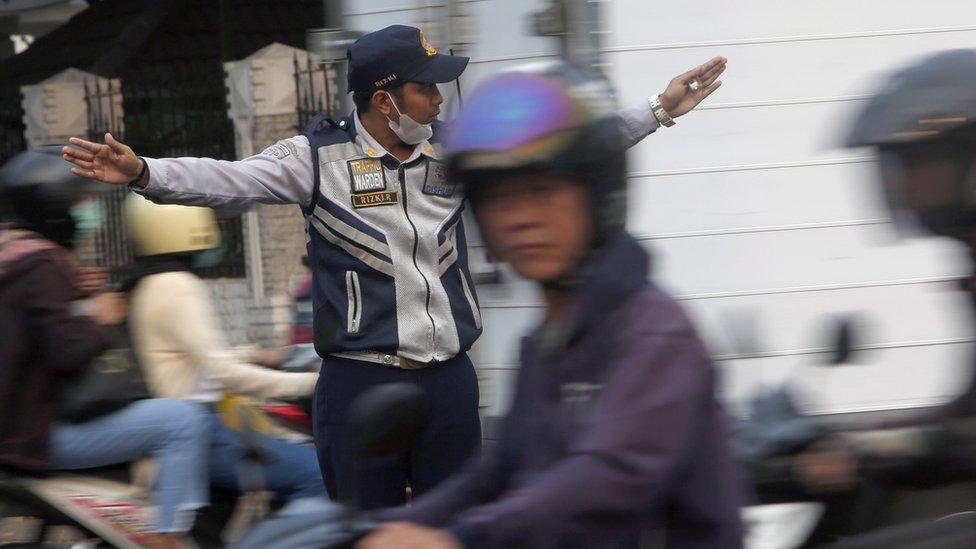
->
[338,0,976,419]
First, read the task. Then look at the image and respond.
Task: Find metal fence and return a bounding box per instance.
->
[80,79,131,279]
[0,89,25,165]
[294,53,337,128]
[83,76,245,281]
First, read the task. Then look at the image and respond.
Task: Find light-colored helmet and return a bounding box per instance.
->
[125,193,221,257]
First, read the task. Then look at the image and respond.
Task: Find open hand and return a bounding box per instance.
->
[659,56,727,118]
[63,133,145,187]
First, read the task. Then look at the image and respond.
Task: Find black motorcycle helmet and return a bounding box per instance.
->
[446,61,628,250]
[0,145,105,248]
[847,49,976,240]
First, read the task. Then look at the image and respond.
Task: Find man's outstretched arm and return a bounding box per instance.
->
[63,133,315,210]
[617,55,726,148]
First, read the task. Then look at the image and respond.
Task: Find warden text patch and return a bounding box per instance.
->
[348,159,386,193]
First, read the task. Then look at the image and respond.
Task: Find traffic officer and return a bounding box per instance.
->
[63,24,727,509]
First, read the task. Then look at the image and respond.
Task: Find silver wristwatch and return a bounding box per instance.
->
[649,95,675,127]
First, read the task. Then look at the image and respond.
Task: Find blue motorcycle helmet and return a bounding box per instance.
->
[445,61,628,249]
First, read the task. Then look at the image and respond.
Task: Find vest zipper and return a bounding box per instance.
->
[398,165,437,352]
[346,270,361,333]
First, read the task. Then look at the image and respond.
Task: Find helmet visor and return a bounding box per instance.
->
[878,144,976,237]
[447,74,582,158]
[69,198,105,239]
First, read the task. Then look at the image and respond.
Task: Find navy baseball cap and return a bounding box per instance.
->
[347,25,469,94]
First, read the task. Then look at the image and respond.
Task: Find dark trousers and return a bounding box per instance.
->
[312,353,481,510]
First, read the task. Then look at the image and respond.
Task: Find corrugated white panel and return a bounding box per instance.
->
[342,0,976,415]
[624,101,867,174]
[475,248,974,357]
[605,0,976,47]
[343,0,556,62]
[600,0,976,414]
[694,282,975,349]
[469,162,885,249]
[476,282,976,416]
[718,343,975,416]
[626,162,885,235]
[474,228,970,302]
[651,227,968,295]
[342,0,560,131]
[607,28,976,107]
[345,11,418,31]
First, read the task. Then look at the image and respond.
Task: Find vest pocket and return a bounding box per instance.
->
[459,271,482,330]
[345,270,362,333]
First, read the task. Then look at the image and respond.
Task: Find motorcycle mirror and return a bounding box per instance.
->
[348,383,431,459]
[828,316,857,366]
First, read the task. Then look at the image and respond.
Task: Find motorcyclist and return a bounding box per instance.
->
[795,48,976,511]
[359,62,744,548]
[122,193,330,510]
[0,146,209,547]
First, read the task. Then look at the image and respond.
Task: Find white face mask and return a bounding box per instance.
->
[384,92,433,145]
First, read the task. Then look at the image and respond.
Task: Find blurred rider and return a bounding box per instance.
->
[123,193,329,510]
[0,147,209,546]
[361,62,744,549]
[794,50,976,497]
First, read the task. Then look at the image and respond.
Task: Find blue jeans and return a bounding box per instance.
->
[48,399,210,533]
[206,413,327,505]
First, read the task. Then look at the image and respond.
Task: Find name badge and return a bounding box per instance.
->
[422,160,455,198]
[348,159,387,193]
[352,190,399,208]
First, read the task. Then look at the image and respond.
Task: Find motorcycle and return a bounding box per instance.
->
[0,383,428,548]
[734,317,976,547]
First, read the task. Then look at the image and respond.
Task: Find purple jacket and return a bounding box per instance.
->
[385,233,743,548]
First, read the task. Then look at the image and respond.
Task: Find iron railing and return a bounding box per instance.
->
[294,53,336,128]
[83,76,245,281]
[0,89,25,165]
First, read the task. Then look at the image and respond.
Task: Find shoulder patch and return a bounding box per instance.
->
[261,140,298,160]
[422,160,455,197]
[285,140,300,157]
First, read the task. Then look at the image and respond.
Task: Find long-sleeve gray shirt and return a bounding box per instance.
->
[135,103,659,361]
[138,101,658,210]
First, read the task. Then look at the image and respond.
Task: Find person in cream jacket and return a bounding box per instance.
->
[124,193,329,509]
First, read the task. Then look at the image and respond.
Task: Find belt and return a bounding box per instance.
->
[329,350,432,370]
